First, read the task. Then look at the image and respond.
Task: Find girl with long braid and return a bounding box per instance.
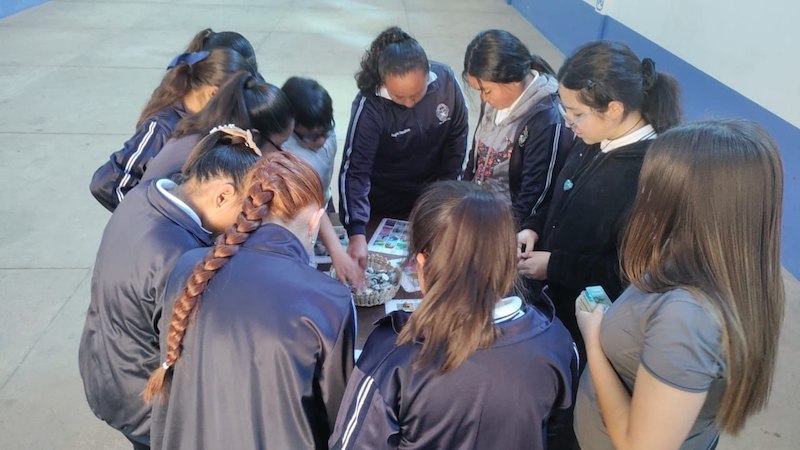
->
[145,152,356,450]
[79,126,262,450]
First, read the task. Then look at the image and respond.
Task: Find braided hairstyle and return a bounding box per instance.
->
[355,26,429,94]
[557,41,682,133]
[463,29,555,84]
[143,151,324,403]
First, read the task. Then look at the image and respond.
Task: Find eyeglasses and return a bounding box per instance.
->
[557,103,594,128]
[294,127,332,144]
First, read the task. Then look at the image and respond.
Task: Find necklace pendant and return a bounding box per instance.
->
[563,179,574,191]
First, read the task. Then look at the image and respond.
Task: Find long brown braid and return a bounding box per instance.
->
[143,151,323,403]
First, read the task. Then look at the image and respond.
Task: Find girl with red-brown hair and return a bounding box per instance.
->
[145,152,356,450]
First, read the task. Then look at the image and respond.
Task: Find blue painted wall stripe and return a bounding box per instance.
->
[512,0,800,276]
[0,0,48,19]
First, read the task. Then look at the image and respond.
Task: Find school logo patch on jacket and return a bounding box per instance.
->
[518,126,529,146]
[436,103,450,124]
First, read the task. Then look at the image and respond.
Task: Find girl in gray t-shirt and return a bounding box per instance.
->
[574,120,785,449]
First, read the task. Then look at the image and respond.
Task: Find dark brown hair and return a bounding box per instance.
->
[397,181,517,373]
[184,28,258,72]
[621,119,784,433]
[143,152,324,402]
[173,71,293,140]
[137,48,253,127]
[558,41,682,133]
[356,26,429,94]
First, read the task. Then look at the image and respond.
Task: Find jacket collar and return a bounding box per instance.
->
[240,223,310,265]
[145,181,214,246]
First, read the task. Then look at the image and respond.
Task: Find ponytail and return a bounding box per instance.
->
[143,152,324,403]
[137,48,253,128]
[463,29,553,83]
[558,41,683,133]
[356,26,429,94]
[173,71,293,142]
[640,58,682,133]
[184,28,258,72]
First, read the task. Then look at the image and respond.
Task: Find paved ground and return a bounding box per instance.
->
[0,0,797,448]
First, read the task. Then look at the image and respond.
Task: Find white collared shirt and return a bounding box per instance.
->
[600,124,657,153]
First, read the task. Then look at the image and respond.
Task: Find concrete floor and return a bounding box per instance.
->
[0,0,797,448]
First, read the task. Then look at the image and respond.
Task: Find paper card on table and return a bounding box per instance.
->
[368,218,410,256]
[384,299,422,314]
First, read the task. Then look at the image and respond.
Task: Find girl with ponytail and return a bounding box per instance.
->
[329,181,577,450]
[145,152,356,450]
[463,29,574,228]
[517,41,683,363]
[339,26,468,269]
[79,127,262,449]
[144,71,365,288]
[90,47,254,212]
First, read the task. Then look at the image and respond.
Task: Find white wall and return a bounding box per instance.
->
[592,0,800,127]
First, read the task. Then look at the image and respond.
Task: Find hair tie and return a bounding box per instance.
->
[161,361,171,370]
[641,58,658,91]
[167,51,210,70]
[209,124,263,157]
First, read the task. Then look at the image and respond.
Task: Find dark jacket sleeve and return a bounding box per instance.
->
[90,119,170,212]
[547,250,624,299]
[320,299,357,431]
[511,113,566,226]
[339,96,382,236]
[437,76,469,180]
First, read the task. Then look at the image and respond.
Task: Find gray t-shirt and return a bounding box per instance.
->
[574,287,726,450]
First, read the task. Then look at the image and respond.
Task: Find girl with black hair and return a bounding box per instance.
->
[281,76,338,205]
[463,29,574,227]
[90,48,254,212]
[517,41,682,360]
[338,26,469,269]
[141,71,294,183]
[80,127,262,449]
[143,72,365,287]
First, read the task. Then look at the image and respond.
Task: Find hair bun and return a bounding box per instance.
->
[641,58,658,91]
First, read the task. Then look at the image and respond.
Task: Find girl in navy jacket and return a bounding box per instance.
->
[144,152,355,450]
[89,47,254,211]
[79,127,261,449]
[463,29,573,227]
[339,26,468,269]
[330,181,577,450]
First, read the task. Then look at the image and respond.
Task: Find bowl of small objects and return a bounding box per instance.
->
[331,253,401,307]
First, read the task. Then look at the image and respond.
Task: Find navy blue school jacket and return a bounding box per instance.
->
[79,180,213,444]
[329,302,578,450]
[151,224,356,450]
[90,104,187,212]
[338,62,468,235]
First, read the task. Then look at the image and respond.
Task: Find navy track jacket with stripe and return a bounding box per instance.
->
[90,104,187,212]
[329,303,578,450]
[338,62,468,236]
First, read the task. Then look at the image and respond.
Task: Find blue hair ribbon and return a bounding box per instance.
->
[167,51,210,70]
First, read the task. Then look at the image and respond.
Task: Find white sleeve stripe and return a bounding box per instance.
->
[341,375,375,449]
[340,97,367,226]
[529,122,561,216]
[115,120,158,202]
